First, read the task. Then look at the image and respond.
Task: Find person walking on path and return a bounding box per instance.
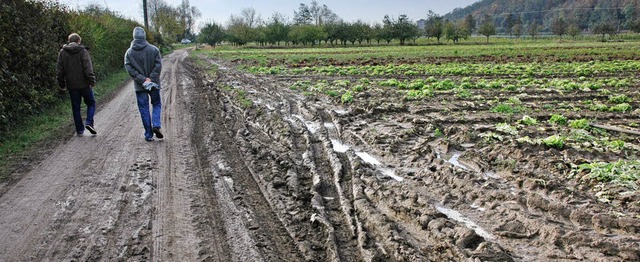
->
[57,33,97,136]
[124,27,164,141]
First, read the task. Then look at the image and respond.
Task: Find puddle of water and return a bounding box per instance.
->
[331,139,350,153]
[438,151,470,170]
[333,109,348,115]
[324,122,336,129]
[355,152,403,182]
[217,161,230,171]
[436,205,495,240]
[212,62,228,70]
[356,152,382,166]
[484,171,501,179]
[223,176,234,189]
[292,115,320,134]
[439,151,501,180]
[470,203,486,212]
[380,168,404,182]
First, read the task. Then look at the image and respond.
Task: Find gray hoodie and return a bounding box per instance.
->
[124,28,162,92]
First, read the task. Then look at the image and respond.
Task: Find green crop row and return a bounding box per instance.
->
[205,41,640,65]
[248,60,640,78]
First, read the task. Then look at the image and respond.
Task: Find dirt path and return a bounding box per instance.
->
[0,49,299,261]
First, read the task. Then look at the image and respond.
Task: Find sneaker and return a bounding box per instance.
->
[76,132,84,136]
[152,127,164,139]
[85,125,97,135]
[145,137,154,142]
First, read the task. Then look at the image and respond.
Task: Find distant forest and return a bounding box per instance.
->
[444,0,640,33]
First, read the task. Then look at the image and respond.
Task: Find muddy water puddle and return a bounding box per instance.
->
[435,205,495,240]
[439,151,500,179]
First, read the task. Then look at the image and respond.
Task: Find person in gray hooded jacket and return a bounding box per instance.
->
[124,27,164,141]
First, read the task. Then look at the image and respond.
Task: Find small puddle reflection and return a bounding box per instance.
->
[292,115,320,134]
[333,109,348,115]
[331,139,349,153]
[438,151,470,170]
[438,151,501,180]
[470,203,486,212]
[212,61,228,70]
[324,122,336,129]
[355,152,382,166]
[436,205,495,240]
[355,152,403,182]
[484,171,501,179]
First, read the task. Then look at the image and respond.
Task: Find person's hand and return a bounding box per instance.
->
[58,86,67,93]
[144,78,151,83]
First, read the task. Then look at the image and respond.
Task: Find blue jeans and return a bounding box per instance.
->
[69,87,95,134]
[136,89,162,140]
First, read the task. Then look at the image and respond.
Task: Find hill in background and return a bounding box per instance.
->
[444,0,639,33]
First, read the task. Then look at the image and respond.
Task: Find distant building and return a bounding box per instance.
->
[417,19,426,30]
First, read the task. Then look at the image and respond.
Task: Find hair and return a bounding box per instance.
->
[68,33,81,43]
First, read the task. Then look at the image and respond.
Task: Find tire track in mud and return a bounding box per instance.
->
[191,68,306,261]
[152,50,224,261]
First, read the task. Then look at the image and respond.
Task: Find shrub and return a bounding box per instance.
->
[0,0,70,136]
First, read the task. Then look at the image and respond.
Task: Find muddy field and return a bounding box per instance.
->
[0,45,638,261]
[192,43,640,261]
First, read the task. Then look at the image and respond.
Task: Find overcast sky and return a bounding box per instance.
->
[58,0,479,29]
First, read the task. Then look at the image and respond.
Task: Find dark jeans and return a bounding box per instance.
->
[136,89,162,140]
[69,87,96,134]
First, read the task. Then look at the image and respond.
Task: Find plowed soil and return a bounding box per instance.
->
[1,48,638,261]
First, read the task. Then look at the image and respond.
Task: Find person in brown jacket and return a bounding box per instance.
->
[57,33,97,135]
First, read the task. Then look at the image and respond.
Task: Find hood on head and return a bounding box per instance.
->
[133,27,146,40]
[63,42,84,54]
[131,39,149,50]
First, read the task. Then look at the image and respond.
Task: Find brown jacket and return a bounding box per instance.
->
[57,42,95,90]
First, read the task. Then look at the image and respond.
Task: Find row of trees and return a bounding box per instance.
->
[199,9,426,47]
[199,1,634,47]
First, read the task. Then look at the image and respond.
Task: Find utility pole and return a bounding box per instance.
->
[143,0,149,30]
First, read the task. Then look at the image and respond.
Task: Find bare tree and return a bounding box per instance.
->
[241,7,261,28]
[308,0,338,26]
[528,22,539,40]
[178,0,201,39]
